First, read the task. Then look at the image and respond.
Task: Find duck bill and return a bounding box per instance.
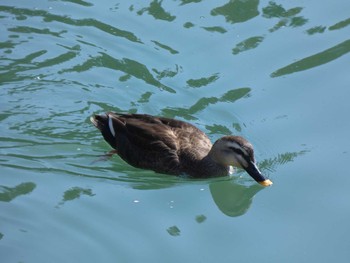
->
[245,161,273,187]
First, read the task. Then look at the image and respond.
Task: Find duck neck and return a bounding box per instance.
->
[197,154,230,178]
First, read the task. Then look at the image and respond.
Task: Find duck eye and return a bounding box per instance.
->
[228,146,245,156]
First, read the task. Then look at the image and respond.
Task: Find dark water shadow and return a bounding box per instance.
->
[329,17,350,31]
[229,1,309,56]
[161,87,251,120]
[0,5,141,43]
[211,0,259,24]
[0,182,36,202]
[262,1,307,32]
[179,0,203,6]
[232,36,265,55]
[151,40,179,54]
[56,186,95,208]
[137,0,176,22]
[271,39,350,77]
[60,52,175,93]
[186,73,220,88]
[61,0,93,7]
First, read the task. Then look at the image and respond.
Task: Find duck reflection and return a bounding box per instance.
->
[209,179,263,217]
[209,150,308,216]
[117,150,306,217]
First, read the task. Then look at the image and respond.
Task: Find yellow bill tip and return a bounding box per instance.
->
[258,179,273,187]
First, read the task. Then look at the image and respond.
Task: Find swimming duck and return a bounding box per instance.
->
[90,112,272,186]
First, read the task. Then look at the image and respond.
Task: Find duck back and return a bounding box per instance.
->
[91,112,214,176]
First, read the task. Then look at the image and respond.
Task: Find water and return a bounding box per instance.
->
[1,0,350,262]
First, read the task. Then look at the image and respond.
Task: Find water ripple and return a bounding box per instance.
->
[0,5,142,43]
[271,39,350,77]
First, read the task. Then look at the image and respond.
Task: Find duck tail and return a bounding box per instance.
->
[90,113,117,149]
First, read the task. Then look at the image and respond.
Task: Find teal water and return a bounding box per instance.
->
[1,0,350,262]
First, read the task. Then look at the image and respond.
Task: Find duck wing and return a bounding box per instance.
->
[108,112,180,150]
[91,113,179,174]
[91,112,212,175]
[112,113,212,156]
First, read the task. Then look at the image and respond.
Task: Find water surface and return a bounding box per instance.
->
[1,0,350,262]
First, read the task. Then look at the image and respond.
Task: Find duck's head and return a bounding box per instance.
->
[210,136,272,187]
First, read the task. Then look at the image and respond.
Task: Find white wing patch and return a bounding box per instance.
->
[229,166,234,175]
[108,116,116,137]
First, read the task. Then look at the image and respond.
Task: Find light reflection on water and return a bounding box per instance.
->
[1,0,350,262]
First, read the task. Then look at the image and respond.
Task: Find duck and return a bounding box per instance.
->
[90,112,272,186]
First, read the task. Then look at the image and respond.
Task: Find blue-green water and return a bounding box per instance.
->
[1,0,350,262]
